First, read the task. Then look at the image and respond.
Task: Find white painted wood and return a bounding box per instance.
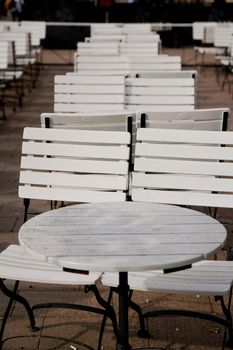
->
[77,62,130,71]
[102,260,233,295]
[23,127,130,144]
[130,62,181,71]
[54,93,124,104]
[0,245,101,284]
[137,70,197,79]
[40,112,134,132]
[87,35,126,42]
[127,87,194,95]
[18,202,226,272]
[54,103,125,113]
[126,77,195,87]
[54,74,125,113]
[137,109,228,131]
[127,95,194,105]
[192,22,217,41]
[0,32,30,56]
[132,127,233,208]
[125,75,196,111]
[19,127,130,203]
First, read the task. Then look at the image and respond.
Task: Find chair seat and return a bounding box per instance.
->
[0,245,102,285]
[101,260,233,295]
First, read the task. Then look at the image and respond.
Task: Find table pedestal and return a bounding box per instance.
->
[117,272,132,350]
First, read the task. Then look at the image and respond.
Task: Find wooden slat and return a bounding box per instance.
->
[19,186,126,202]
[132,173,233,192]
[132,188,233,208]
[126,77,195,86]
[55,75,124,85]
[20,171,128,190]
[135,143,233,160]
[126,96,194,105]
[54,103,125,113]
[21,157,129,175]
[22,142,130,160]
[54,93,124,104]
[126,105,195,112]
[55,84,124,94]
[126,86,194,95]
[23,127,130,144]
[134,158,233,177]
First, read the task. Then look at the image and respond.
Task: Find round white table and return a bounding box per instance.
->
[19,201,227,350]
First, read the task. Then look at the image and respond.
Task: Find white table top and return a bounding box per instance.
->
[19,202,227,272]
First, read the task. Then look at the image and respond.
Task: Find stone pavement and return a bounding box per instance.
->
[0,47,233,350]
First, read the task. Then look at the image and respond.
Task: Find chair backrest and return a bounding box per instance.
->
[137,108,229,131]
[18,127,131,203]
[125,73,196,112]
[192,22,217,42]
[0,41,9,70]
[132,127,233,208]
[0,32,30,56]
[54,74,125,112]
[214,27,233,48]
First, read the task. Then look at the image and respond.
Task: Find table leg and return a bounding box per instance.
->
[117,272,132,350]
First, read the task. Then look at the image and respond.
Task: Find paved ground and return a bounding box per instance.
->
[0,47,233,350]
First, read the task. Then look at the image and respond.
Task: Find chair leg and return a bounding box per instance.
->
[216,292,233,350]
[127,290,150,338]
[95,287,115,350]
[32,284,118,350]
[86,285,118,346]
[0,279,38,349]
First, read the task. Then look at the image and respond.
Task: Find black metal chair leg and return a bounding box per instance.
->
[86,285,118,342]
[217,291,233,350]
[127,292,150,338]
[96,287,115,350]
[0,279,38,349]
[23,198,30,223]
[0,280,19,349]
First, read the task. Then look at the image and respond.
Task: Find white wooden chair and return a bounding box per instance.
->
[0,127,131,349]
[125,72,196,112]
[0,40,24,117]
[0,32,38,89]
[54,74,125,113]
[102,127,233,349]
